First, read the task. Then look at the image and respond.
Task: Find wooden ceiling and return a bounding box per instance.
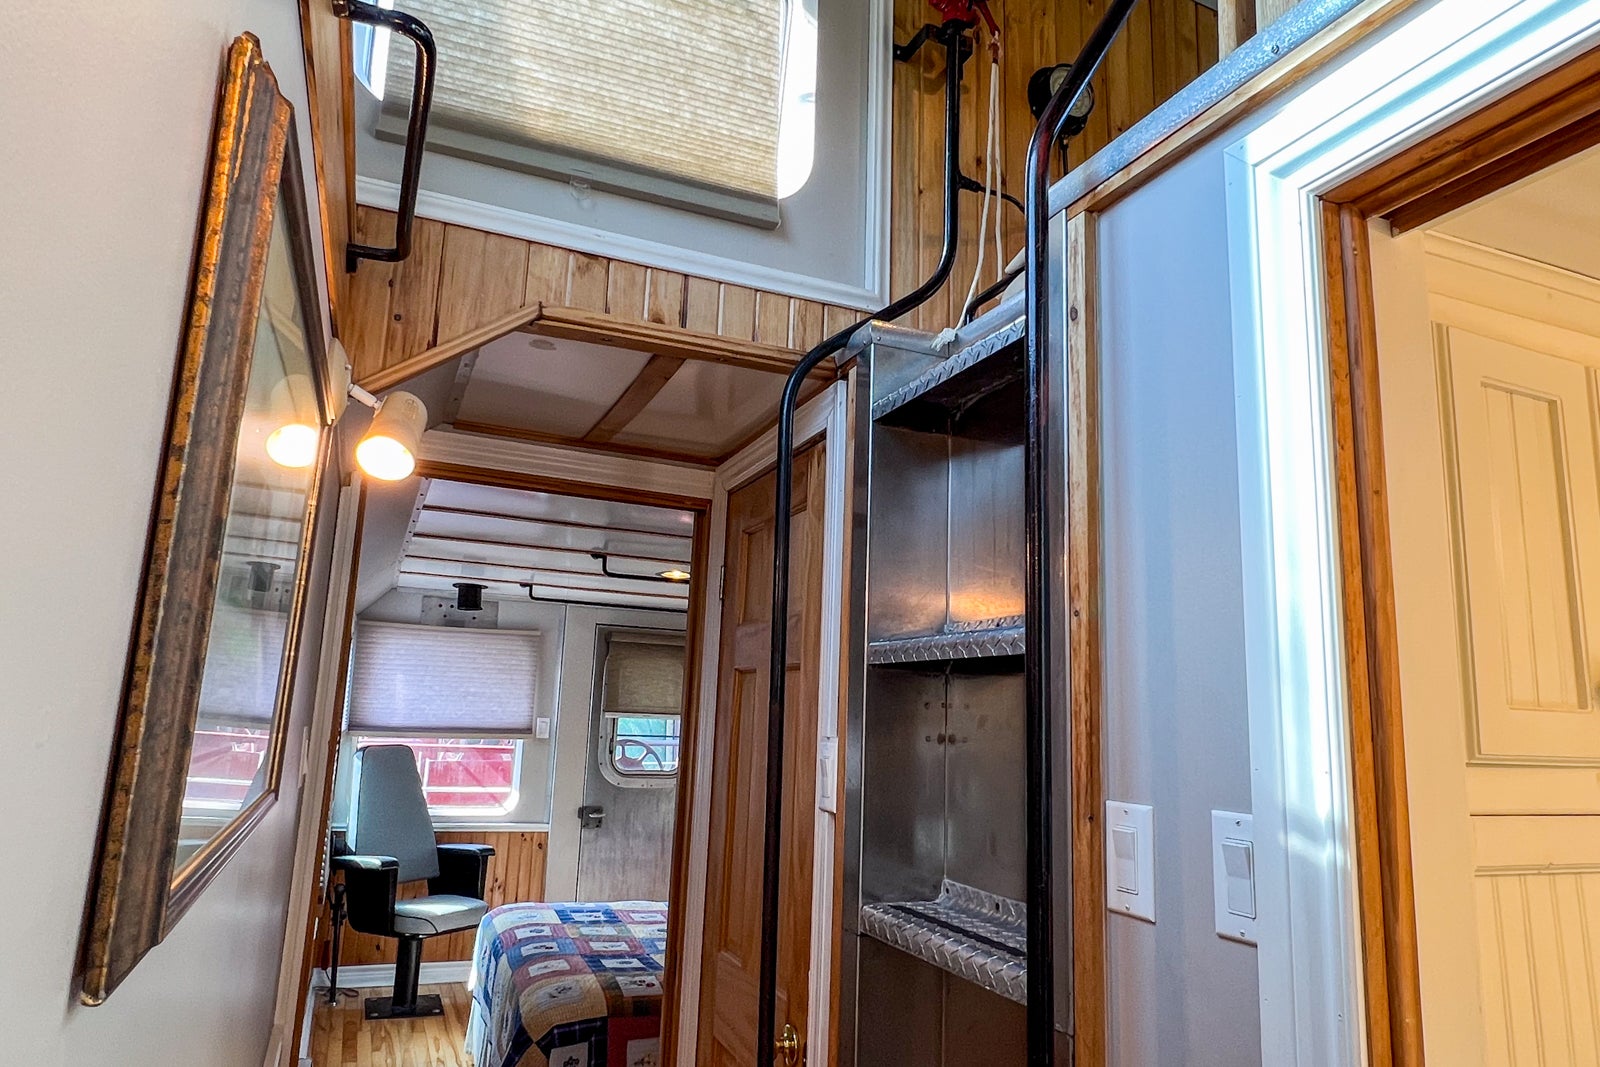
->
[388,478,695,610]
[445,329,826,466]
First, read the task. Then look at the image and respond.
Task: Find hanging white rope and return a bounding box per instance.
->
[958,53,1003,326]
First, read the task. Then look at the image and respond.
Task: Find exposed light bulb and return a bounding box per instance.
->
[265,422,320,468]
[657,568,691,582]
[356,434,416,481]
[354,390,426,482]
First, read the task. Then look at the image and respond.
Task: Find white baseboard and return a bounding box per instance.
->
[312,961,473,989]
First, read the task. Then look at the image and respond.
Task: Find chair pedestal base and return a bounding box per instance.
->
[363,993,444,1020]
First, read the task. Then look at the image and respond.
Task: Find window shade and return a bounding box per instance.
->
[384,0,785,204]
[349,621,540,736]
[196,605,289,727]
[601,634,686,716]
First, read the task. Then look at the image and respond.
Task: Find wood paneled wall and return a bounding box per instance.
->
[891,0,1220,333]
[343,207,859,390]
[319,830,548,967]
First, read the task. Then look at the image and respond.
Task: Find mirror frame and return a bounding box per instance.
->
[79,33,333,1005]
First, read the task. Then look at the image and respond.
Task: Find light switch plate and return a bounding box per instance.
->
[1211,810,1258,944]
[535,716,552,740]
[1105,801,1155,923]
[817,737,838,814]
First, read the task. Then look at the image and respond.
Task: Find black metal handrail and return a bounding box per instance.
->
[756,18,973,1065]
[333,0,436,272]
[1020,1,1139,1062]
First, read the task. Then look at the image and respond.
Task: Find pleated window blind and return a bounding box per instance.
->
[349,621,540,736]
[384,0,788,218]
[196,605,289,727]
[601,634,686,715]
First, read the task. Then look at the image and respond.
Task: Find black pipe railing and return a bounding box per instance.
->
[756,19,972,1065]
[1020,1,1139,1062]
[333,0,436,272]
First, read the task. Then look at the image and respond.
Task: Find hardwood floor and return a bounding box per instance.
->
[310,984,474,1067]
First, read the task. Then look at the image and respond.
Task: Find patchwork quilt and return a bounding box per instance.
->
[467,901,668,1067]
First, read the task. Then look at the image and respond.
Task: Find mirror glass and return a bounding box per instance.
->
[171,200,321,878]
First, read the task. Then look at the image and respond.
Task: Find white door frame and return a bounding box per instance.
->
[674,380,850,1067]
[1223,0,1600,1061]
[269,476,363,1067]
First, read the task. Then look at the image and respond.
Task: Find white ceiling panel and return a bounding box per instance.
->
[455,332,649,435]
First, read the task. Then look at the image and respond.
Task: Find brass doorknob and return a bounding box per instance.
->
[775,1023,802,1066]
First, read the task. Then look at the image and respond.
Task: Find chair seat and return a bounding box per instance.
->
[392,894,488,936]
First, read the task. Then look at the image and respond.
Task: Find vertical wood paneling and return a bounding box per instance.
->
[755,291,792,347]
[434,227,530,343]
[889,0,1218,332]
[343,207,399,381]
[607,260,649,321]
[321,830,548,967]
[683,276,722,333]
[646,268,687,327]
[525,242,572,307]
[567,252,610,312]
[382,217,447,371]
[719,284,758,341]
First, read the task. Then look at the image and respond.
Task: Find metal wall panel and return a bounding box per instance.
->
[866,425,951,640]
[860,668,950,905]
[944,671,1027,900]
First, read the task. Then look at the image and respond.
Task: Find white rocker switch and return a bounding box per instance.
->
[1105,801,1155,923]
[1212,810,1258,945]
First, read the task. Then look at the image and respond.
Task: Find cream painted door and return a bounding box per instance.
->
[1376,231,1600,1066]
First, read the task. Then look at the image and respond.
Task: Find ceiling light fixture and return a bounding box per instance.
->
[264,373,321,469]
[265,422,320,468]
[452,581,486,612]
[657,568,691,583]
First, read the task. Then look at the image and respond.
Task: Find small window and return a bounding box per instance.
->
[606,714,683,778]
[597,631,685,787]
[354,735,523,817]
[184,725,272,812]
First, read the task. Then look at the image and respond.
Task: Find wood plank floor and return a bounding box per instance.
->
[310,984,474,1067]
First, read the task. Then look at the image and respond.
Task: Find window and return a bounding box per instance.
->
[347,621,540,819]
[353,735,522,817]
[597,632,685,786]
[367,0,818,222]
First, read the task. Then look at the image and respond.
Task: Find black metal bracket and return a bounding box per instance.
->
[757,18,975,1067]
[589,552,690,584]
[332,0,437,273]
[893,19,976,66]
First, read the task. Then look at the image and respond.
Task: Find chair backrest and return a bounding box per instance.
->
[348,745,439,883]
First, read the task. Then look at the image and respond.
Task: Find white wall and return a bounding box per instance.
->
[1097,147,1261,1064]
[0,4,332,1064]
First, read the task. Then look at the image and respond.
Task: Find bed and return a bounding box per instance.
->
[466,901,669,1067]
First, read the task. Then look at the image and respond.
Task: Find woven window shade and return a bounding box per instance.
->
[196,605,289,727]
[349,621,539,736]
[601,634,686,715]
[386,0,785,202]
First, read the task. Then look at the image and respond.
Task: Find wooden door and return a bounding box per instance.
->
[697,448,825,1066]
[1380,240,1600,1064]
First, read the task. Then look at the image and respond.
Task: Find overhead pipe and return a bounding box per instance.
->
[756,18,973,1065]
[333,0,436,271]
[1021,0,1140,1062]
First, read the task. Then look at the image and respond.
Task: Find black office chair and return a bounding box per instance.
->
[332,744,494,1020]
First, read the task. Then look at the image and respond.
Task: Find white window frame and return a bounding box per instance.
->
[598,713,681,789]
[352,0,893,310]
[349,733,528,819]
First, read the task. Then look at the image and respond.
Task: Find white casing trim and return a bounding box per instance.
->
[357,176,885,312]
[312,961,474,989]
[674,381,849,1067]
[1223,0,1600,1062]
[419,427,716,503]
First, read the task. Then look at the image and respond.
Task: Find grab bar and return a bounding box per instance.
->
[1021,0,1140,1062]
[756,17,974,1065]
[332,0,436,272]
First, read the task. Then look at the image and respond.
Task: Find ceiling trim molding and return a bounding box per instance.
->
[417,428,716,505]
